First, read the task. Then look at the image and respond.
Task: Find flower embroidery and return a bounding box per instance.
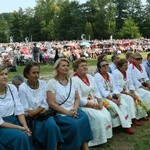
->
[125,115,128,120]
[103,100,118,118]
[106,124,112,130]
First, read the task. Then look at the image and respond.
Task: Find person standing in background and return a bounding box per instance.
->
[32,43,40,62]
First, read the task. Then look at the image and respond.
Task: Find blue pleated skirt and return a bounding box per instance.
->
[34,116,63,150]
[54,109,93,150]
[0,115,33,150]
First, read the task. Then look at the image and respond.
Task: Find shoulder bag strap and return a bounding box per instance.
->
[8,85,15,103]
[59,78,72,106]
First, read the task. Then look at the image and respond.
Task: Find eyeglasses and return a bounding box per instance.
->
[134,58,143,61]
[101,64,109,67]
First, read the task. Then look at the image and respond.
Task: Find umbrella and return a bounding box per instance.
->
[80,41,91,47]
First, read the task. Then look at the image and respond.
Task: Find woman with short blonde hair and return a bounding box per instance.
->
[47,58,93,150]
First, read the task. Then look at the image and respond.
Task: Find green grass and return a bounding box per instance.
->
[90,121,150,150]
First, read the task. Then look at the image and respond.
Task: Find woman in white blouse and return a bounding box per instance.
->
[94,59,134,134]
[112,59,147,125]
[19,62,63,150]
[47,58,93,150]
[72,58,113,146]
[128,52,150,107]
[0,65,32,150]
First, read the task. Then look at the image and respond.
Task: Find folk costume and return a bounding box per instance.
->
[112,69,147,120]
[128,63,150,107]
[72,74,112,147]
[94,72,132,127]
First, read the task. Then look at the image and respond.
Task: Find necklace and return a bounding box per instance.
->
[27,80,39,89]
[0,86,7,99]
[57,78,68,86]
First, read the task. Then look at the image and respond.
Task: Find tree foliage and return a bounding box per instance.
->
[0,0,149,42]
[118,17,141,38]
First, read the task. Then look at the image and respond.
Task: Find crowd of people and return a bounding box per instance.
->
[0,42,150,150]
[0,38,149,70]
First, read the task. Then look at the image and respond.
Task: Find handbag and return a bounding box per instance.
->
[35,78,72,121]
[35,109,57,121]
[142,82,148,87]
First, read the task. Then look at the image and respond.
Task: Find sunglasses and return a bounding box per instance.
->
[101,64,109,67]
[134,58,143,61]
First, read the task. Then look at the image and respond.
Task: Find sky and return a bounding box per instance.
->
[0,0,146,13]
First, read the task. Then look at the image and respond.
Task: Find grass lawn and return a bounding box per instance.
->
[90,120,150,150]
[8,52,150,150]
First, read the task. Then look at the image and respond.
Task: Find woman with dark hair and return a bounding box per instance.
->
[94,59,135,134]
[47,58,93,150]
[94,54,107,74]
[112,59,148,125]
[18,62,63,150]
[0,65,32,150]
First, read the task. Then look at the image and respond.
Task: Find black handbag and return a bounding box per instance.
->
[142,82,148,87]
[35,109,57,121]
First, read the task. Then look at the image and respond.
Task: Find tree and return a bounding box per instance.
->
[118,17,141,38]
[84,0,109,39]
[0,15,8,42]
[85,22,94,40]
[34,0,59,40]
[140,0,150,38]
[57,0,84,40]
[115,0,129,30]
[105,0,116,38]
[9,8,28,42]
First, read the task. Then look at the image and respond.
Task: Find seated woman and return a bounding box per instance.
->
[128,52,150,107]
[72,58,112,147]
[0,65,32,150]
[94,59,134,134]
[46,58,93,150]
[18,62,63,150]
[112,59,147,125]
